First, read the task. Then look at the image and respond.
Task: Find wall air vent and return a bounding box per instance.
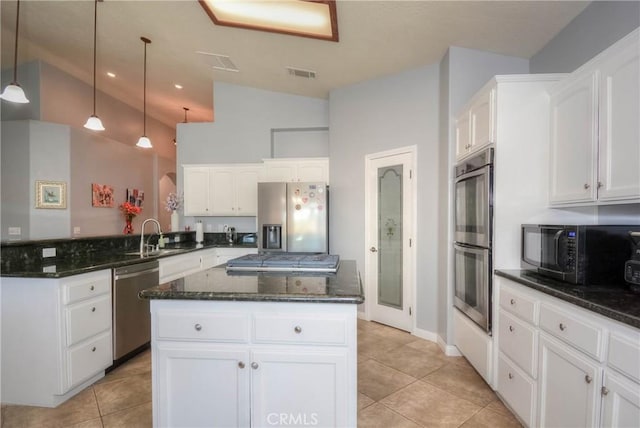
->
[286,67,317,79]
[196,51,239,72]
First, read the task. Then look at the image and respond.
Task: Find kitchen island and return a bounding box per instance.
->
[139,260,363,428]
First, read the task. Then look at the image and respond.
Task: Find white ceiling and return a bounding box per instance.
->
[0,0,589,129]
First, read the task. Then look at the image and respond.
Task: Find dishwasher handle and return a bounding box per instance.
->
[114,267,159,280]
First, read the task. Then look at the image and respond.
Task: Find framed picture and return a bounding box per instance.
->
[35,180,67,209]
[126,188,145,207]
[92,183,114,207]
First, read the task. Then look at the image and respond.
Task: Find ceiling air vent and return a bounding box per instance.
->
[196,51,239,73]
[286,67,317,79]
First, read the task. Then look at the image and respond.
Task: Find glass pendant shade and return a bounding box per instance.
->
[84,115,105,131]
[0,83,29,103]
[136,136,152,148]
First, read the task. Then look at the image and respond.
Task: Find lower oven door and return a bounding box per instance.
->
[453,243,492,333]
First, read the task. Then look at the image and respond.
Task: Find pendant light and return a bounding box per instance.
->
[136,37,152,148]
[0,0,29,104]
[182,107,190,123]
[84,0,105,131]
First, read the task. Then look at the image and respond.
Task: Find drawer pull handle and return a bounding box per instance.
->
[559,323,566,331]
[601,387,609,396]
[92,347,96,352]
[585,375,592,384]
[91,307,96,312]
[584,183,590,190]
[238,361,245,369]
[508,372,513,380]
[294,326,302,334]
[510,299,515,305]
[90,285,95,291]
[251,362,259,370]
[194,324,202,331]
[509,325,514,332]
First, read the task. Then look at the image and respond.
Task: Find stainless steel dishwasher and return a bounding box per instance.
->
[112,260,159,362]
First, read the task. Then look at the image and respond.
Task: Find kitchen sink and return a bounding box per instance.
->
[124,248,186,258]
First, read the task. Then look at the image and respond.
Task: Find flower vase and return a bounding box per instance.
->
[171,210,179,232]
[123,216,134,234]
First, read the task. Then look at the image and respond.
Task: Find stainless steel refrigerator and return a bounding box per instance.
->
[258,182,328,253]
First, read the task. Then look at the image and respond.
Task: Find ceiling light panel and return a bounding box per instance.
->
[199,0,339,41]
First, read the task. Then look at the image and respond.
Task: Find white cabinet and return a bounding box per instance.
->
[150,300,357,427]
[549,29,640,206]
[601,371,640,427]
[159,251,203,283]
[455,86,495,160]
[263,158,329,183]
[214,247,258,267]
[538,333,601,428]
[1,269,112,407]
[184,164,262,217]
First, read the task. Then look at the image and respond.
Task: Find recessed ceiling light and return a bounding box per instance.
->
[200,0,338,42]
[106,72,116,78]
[174,84,183,89]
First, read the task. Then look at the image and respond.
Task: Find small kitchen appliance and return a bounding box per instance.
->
[257,182,328,254]
[522,224,640,286]
[625,231,640,290]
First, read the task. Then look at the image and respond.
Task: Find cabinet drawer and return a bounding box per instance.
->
[497,353,536,428]
[66,295,112,347]
[156,311,249,342]
[67,331,112,390]
[62,270,111,304]
[539,303,604,361]
[498,310,538,378]
[253,314,346,345]
[500,286,537,325]
[608,332,640,383]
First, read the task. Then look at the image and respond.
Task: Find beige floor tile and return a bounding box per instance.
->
[422,362,496,407]
[460,407,522,428]
[93,373,152,417]
[371,344,448,378]
[69,417,104,428]
[358,359,417,401]
[485,399,516,418]
[358,403,421,428]
[370,325,416,345]
[97,351,151,385]
[1,388,100,428]
[358,393,375,411]
[358,331,406,360]
[405,338,443,354]
[381,381,482,428]
[358,319,385,333]
[101,402,152,428]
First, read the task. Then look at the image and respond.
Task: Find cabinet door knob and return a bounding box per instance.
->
[370,247,378,253]
[597,181,603,189]
[509,325,514,332]
[508,372,513,380]
[90,285,95,291]
[251,362,259,370]
[585,375,592,384]
[601,386,609,395]
[584,183,590,189]
[194,323,202,331]
[510,299,515,305]
[559,323,566,331]
[91,307,96,312]
[294,326,302,334]
[92,347,96,352]
[238,361,245,369]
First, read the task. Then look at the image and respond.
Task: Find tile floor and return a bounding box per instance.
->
[1,320,521,427]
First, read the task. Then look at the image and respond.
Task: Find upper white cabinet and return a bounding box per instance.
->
[263,158,329,184]
[183,164,262,217]
[455,86,496,160]
[549,29,640,206]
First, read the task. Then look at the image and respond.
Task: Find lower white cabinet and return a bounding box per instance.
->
[150,300,357,427]
[538,333,601,428]
[1,269,113,407]
[601,371,640,427]
[159,251,203,283]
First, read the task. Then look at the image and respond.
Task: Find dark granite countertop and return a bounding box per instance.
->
[139,260,364,304]
[495,269,640,329]
[0,243,257,279]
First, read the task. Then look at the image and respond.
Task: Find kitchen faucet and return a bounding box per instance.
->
[140,218,163,255]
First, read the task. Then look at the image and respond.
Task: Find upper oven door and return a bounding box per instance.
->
[454,164,492,248]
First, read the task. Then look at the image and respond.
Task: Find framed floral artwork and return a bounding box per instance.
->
[92,183,114,207]
[126,188,145,207]
[35,180,67,209]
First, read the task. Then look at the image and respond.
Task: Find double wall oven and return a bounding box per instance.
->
[453,148,493,333]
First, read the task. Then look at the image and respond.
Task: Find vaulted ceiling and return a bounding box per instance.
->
[0,1,589,128]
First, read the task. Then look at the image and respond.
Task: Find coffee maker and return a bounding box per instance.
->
[625,231,640,291]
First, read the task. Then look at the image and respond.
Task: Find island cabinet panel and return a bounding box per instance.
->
[150,300,357,428]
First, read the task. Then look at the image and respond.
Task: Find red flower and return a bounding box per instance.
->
[119,201,142,217]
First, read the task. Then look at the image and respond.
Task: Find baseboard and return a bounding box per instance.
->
[412,327,437,342]
[437,334,462,357]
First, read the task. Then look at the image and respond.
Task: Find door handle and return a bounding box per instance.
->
[370,247,378,253]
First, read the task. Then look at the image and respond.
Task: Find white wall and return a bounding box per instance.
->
[176,82,328,231]
[329,64,440,333]
[1,121,30,241]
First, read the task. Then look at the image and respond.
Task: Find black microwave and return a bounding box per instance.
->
[521,224,639,285]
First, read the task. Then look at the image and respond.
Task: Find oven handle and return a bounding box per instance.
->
[454,164,491,183]
[453,243,490,255]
